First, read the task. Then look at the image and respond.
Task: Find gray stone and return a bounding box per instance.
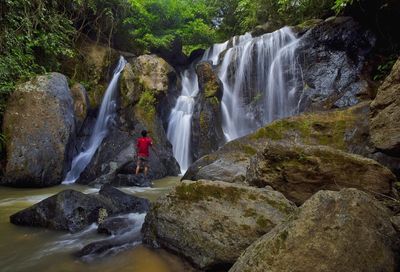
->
[2,73,76,187]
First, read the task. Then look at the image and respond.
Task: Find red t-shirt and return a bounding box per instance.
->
[137,137,152,157]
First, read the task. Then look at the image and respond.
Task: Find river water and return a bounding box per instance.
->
[0,177,191,272]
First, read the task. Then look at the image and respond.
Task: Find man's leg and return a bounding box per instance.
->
[136,159,141,175]
[144,159,149,176]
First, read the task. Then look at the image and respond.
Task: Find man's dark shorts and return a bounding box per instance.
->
[137,155,149,167]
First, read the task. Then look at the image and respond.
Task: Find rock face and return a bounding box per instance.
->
[142,180,296,270]
[10,185,149,232]
[247,142,395,204]
[185,102,400,181]
[2,73,75,187]
[191,61,225,160]
[70,83,90,132]
[230,189,399,272]
[298,17,375,111]
[76,54,180,184]
[370,58,400,155]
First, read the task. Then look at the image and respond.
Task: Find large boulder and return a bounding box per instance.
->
[185,103,400,181]
[246,142,395,204]
[229,189,399,272]
[2,73,75,187]
[298,17,376,111]
[10,185,149,232]
[370,58,400,155]
[191,61,225,161]
[142,180,296,270]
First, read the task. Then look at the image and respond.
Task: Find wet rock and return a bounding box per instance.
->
[247,141,395,204]
[230,189,399,272]
[98,184,149,214]
[142,180,296,270]
[76,239,127,259]
[10,186,149,232]
[98,217,134,235]
[110,174,152,187]
[2,73,75,187]
[77,213,144,260]
[298,17,376,111]
[370,58,400,155]
[10,190,108,232]
[191,61,225,161]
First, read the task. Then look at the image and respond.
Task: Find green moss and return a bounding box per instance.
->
[250,108,356,150]
[204,81,219,98]
[242,144,257,156]
[256,216,272,229]
[174,182,244,203]
[199,111,208,131]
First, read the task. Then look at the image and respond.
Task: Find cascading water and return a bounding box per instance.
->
[166,69,199,174]
[63,56,127,184]
[219,27,302,141]
[167,27,302,173]
[167,43,229,174]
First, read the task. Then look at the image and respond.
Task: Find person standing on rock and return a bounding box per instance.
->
[136,130,153,176]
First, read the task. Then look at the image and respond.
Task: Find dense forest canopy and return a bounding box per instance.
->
[0,0,398,131]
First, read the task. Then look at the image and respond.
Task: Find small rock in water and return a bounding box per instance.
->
[97,217,134,235]
[111,174,152,187]
[10,186,149,232]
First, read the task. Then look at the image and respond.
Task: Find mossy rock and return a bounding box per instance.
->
[142,180,296,269]
[230,189,398,272]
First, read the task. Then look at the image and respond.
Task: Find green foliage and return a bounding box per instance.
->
[332,0,355,14]
[373,56,397,81]
[125,0,216,53]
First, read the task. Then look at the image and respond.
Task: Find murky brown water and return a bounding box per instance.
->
[0,177,191,272]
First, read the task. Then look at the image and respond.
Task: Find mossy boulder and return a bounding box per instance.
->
[370,58,400,155]
[246,142,395,204]
[142,180,296,270]
[2,73,75,187]
[120,54,175,110]
[230,189,399,272]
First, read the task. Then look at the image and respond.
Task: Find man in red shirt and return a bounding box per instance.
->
[136,130,153,176]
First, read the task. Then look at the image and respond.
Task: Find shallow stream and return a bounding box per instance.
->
[0,177,190,272]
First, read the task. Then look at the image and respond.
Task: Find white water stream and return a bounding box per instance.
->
[167,42,229,173]
[63,56,127,184]
[220,27,302,141]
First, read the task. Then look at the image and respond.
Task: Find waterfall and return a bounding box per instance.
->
[219,27,302,141]
[63,56,127,184]
[166,68,199,174]
[167,27,302,173]
[167,42,229,174]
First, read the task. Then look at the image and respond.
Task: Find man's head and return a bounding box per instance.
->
[141,130,148,137]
